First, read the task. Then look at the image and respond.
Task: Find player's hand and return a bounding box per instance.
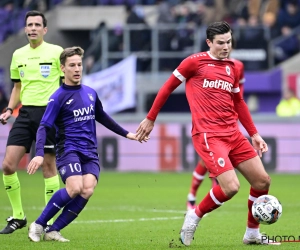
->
[0,111,12,125]
[136,118,154,142]
[126,132,150,143]
[251,133,268,157]
[27,156,44,175]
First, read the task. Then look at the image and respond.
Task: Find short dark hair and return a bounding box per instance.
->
[25,10,47,27]
[60,46,84,65]
[206,21,232,42]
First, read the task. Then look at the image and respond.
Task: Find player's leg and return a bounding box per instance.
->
[29,152,80,242]
[42,152,59,225]
[187,159,207,210]
[48,174,95,232]
[29,175,80,242]
[0,146,27,234]
[45,158,99,242]
[180,133,237,246]
[230,131,279,245]
[33,109,60,225]
[0,110,32,234]
[48,174,97,232]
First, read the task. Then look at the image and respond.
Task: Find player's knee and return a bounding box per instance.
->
[80,187,95,199]
[2,158,16,174]
[253,174,271,190]
[41,162,57,178]
[223,181,240,198]
[67,186,83,198]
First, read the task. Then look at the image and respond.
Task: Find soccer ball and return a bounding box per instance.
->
[252,195,282,225]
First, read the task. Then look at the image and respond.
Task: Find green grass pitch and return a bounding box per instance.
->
[0,171,299,250]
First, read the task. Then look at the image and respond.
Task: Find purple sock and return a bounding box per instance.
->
[48,195,88,232]
[36,188,72,227]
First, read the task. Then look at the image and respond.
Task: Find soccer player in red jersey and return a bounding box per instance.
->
[186,56,245,211]
[136,21,279,246]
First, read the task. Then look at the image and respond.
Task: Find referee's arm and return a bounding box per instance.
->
[7,81,21,110]
[0,82,21,124]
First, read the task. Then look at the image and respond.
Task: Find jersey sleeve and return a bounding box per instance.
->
[35,125,51,157]
[231,63,240,94]
[175,56,198,80]
[10,52,20,82]
[95,94,128,137]
[239,62,245,84]
[40,95,61,128]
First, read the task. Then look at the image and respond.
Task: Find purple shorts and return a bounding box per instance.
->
[57,151,100,183]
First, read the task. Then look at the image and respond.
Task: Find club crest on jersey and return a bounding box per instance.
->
[40,65,51,78]
[218,158,225,167]
[88,94,94,101]
[225,65,230,75]
[59,166,66,176]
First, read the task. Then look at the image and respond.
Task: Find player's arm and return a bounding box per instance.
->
[27,97,60,175]
[233,91,268,156]
[136,57,196,141]
[95,96,145,142]
[239,61,245,97]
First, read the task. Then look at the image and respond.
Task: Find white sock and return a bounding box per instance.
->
[189,209,201,223]
[245,227,259,236]
[187,193,196,201]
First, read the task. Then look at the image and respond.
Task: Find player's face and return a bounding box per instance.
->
[206,32,232,60]
[61,55,83,85]
[25,16,47,46]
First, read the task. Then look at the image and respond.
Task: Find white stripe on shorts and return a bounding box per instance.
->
[204,133,209,149]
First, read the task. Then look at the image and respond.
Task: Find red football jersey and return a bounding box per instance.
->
[174,51,240,135]
[230,58,245,97]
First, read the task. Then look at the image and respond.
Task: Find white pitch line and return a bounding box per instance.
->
[73,216,183,224]
[0,216,184,227]
[0,206,186,214]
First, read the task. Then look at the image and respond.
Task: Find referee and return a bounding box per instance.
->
[0,10,63,234]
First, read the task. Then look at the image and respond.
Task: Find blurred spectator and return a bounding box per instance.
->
[277,0,300,30]
[203,0,227,24]
[276,88,300,117]
[156,0,177,70]
[175,3,195,52]
[262,12,281,39]
[273,26,300,64]
[125,4,151,71]
[83,21,106,74]
[247,0,279,20]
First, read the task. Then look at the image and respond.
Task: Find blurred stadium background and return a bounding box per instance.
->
[0,0,300,174]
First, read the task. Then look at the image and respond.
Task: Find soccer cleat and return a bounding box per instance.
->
[179,209,199,246]
[28,222,44,242]
[0,216,27,234]
[186,200,196,211]
[243,233,281,245]
[44,231,70,242]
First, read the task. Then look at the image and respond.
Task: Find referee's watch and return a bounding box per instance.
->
[5,107,13,114]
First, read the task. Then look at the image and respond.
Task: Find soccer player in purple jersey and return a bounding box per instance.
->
[27,46,146,242]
